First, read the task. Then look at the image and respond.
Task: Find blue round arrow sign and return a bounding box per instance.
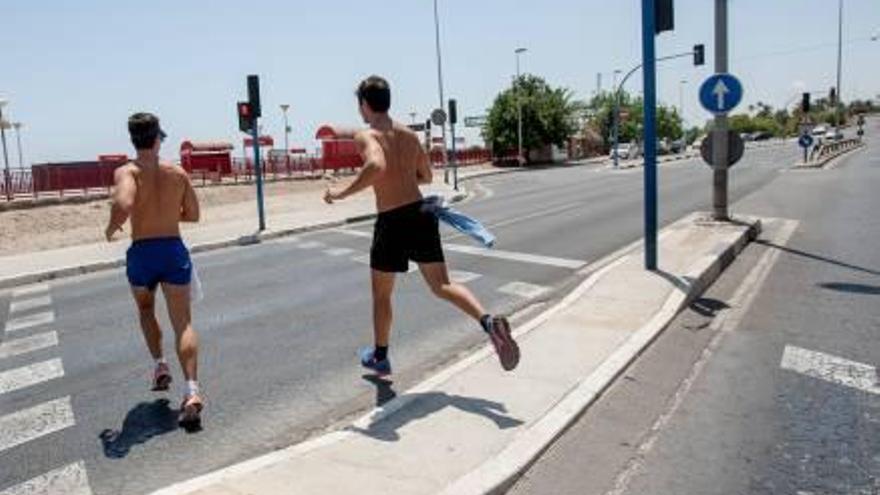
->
[699,73,743,115]
[798,134,814,148]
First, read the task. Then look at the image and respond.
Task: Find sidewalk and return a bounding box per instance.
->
[0,178,465,289]
[151,212,761,495]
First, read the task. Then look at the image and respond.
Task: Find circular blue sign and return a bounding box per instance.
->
[799,134,814,148]
[699,74,744,115]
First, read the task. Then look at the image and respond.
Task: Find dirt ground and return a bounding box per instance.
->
[0,177,336,256]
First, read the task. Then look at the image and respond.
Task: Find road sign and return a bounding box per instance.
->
[431,108,447,127]
[699,73,743,115]
[798,134,814,149]
[464,116,487,128]
[701,130,744,167]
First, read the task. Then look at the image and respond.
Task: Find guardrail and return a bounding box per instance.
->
[809,138,863,163]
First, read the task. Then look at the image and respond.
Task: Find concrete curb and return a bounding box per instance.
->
[0,190,468,290]
[442,214,761,495]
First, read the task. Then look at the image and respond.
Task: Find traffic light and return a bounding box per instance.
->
[448,99,458,125]
[829,87,837,105]
[655,0,674,34]
[801,93,811,114]
[247,75,262,118]
[237,101,254,133]
[693,44,705,66]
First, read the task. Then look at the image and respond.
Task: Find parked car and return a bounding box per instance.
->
[609,142,641,160]
[752,131,773,141]
[824,130,843,141]
[811,125,828,137]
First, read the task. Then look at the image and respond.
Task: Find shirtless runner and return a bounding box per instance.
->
[106,113,204,427]
[324,76,520,375]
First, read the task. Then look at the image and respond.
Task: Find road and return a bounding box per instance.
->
[510,122,879,494]
[0,143,798,494]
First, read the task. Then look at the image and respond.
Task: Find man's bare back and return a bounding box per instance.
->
[109,161,199,241]
[355,122,432,213]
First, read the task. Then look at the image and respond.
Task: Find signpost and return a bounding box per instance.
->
[701,131,744,167]
[699,73,743,115]
[464,115,487,128]
[798,133,814,163]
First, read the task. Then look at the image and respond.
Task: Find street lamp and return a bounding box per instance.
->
[834,0,843,134]
[280,104,290,168]
[433,0,449,181]
[0,98,11,201]
[515,47,528,165]
[679,80,687,151]
[12,122,23,169]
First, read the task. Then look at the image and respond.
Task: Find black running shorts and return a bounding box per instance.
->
[371,200,445,273]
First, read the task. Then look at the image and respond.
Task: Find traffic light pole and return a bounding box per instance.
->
[641,0,658,270]
[251,124,266,232]
[712,0,730,221]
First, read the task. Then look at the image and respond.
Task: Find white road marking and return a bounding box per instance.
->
[780,345,879,395]
[4,311,55,333]
[0,397,75,453]
[11,284,50,299]
[0,461,92,495]
[498,281,551,299]
[351,255,370,265]
[296,240,325,249]
[9,295,52,315]
[0,358,65,395]
[333,228,371,239]
[450,271,483,284]
[324,247,355,257]
[0,332,58,360]
[443,244,584,269]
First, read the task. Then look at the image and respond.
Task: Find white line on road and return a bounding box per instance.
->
[351,255,370,265]
[498,281,551,299]
[450,271,483,284]
[0,397,75,454]
[443,244,584,269]
[0,358,65,395]
[9,295,52,315]
[780,345,879,395]
[296,241,326,250]
[0,332,58,361]
[4,311,55,333]
[323,247,355,257]
[11,284,50,299]
[0,461,92,495]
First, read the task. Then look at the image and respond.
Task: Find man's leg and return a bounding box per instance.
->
[160,283,198,383]
[371,269,396,348]
[131,287,163,359]
[418,262,485,320]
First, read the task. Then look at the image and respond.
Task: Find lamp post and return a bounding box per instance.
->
[280,104,290,169]
[12,122,23,169]
[515,47,528,165]
[0,99,11,201]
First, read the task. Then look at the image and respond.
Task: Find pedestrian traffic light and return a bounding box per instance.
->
[247,75,262,118]
[829,87,837,105]
[693,44,705,66]
[448,99,458,125]
[801,93,811,114]
[655,0,674,34]
[237,101,253,133]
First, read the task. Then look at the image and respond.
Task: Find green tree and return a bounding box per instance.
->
[483,75,580,162]
[584,91,682,151]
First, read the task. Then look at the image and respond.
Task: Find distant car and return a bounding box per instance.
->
[609,142,641,160]
[811,125,828,137]
[752,131,773,141]
[824,130,843,141]
[669,139,686,154]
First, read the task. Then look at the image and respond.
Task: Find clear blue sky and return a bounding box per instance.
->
[2,0,878,164]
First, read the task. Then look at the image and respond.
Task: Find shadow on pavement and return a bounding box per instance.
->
[689,297,731,317]
[818,282,880,295]
[99,399,179,459]
[348,391,524,442]
[757,240,880,276]
[362,374,397,407]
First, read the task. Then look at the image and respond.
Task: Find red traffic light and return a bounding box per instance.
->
[238,102,251,117]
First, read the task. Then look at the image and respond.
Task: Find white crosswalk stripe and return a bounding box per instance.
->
[498,281,551,299]
[11,284,50,299]
[324,247,355,257]
[0,359,65,396]
[781,345,880,395]
[449,271,482,284]
[9,295,52,315]
[4,311,55,333]
[0,461,92,495]
[0,332,59,361]
[296,240,326,249]
[0,397,75,453]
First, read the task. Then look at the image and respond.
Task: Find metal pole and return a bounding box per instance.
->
[613,94,620,168]
[13,123,23,168]
[0,107,10,201]
[433,0,448,181]
[835,0,843,134]
[517,52,523,165]
[712,0,730,221]
[251,125,266,231]
[679,80,686,153]
[641,0,658,270]
[281,104,290,170]
[451,115,458,191]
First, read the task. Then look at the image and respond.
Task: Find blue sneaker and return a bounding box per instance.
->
[359,348,392,376]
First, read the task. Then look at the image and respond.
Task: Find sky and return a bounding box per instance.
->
[1,0,878,165]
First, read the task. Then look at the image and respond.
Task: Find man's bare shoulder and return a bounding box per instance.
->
[159,162,189,179]
[115,162,139,178]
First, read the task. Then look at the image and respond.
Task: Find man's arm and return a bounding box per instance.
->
[415,140,433,185]
[106,166,136,240]
[325,131,386,203]
[180,172,200,222]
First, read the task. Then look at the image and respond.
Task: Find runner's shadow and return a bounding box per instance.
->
[362,374,397,407]
[756,240,880,276]
[818,282,880,295]
[99,399,179,459]
[348,391,524,442]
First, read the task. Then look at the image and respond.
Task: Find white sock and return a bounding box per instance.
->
[186,380,200,397]
[155,357,167,367]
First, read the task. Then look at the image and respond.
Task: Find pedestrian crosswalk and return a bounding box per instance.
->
[0,284,93,494]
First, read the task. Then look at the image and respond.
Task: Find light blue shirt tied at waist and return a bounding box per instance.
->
[422,195,496,248]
